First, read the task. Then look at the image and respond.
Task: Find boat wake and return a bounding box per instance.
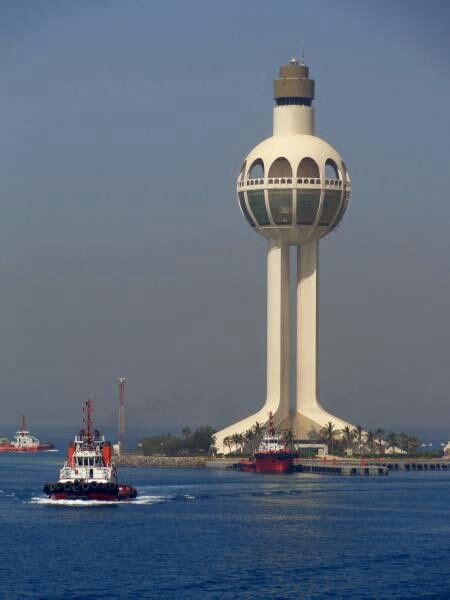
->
[29,493,196,507]
[0,489,16,498]
[30,497,120,507]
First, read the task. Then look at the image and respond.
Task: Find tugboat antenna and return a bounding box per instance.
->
[21,414,26,431]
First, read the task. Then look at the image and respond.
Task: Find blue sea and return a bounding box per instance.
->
[1,442,450,599]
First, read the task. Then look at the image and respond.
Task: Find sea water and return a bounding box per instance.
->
[1,450,450,599]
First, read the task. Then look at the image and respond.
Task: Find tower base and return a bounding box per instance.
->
[277,410,353,440]
[214,407,354,454]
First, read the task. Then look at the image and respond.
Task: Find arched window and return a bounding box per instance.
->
[238,161,247,181]
[268,157,292,178]
[325,159,340,180]
[248,159,264,179]
[341,161,350,183]
[297,157,319,179]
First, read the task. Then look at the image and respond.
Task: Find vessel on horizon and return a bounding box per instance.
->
[0,416,54,453]
[43,399,137,502]
[240,413,297,474]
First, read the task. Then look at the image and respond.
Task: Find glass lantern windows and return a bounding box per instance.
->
[268,190,293,225]
[296,190,320,225]
[319,190,342,226]
[247,190,270,226]
[238,192,256,228]
[331,190,350,230]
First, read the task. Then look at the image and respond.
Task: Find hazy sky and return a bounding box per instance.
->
[0,0,449,437]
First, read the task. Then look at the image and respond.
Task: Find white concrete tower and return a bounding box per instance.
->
[215,58,352,453]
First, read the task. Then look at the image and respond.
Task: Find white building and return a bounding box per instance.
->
[216,58,353,453]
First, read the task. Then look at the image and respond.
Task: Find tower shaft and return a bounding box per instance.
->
[266,239,290,423]
[296,241,318,414]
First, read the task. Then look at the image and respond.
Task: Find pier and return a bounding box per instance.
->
[294,460,388,476]
[375,460,449,472]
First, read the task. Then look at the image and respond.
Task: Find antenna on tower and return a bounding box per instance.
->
[300,45,305,66]
[117,377,126,452]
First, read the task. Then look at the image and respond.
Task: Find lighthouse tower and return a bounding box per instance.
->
[216,58,353,453]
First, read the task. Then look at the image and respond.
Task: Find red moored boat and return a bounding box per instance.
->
[0,416,54,453]
[43,399,137,502]
[239,412,296,474]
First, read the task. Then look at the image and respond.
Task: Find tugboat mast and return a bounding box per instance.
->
[268,412,275,437]
[83,399,93,442]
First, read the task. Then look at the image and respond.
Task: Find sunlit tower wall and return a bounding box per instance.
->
[216,58,353,453]
[117,377,126,451]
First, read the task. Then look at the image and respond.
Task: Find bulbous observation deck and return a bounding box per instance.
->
[237,135,351,245]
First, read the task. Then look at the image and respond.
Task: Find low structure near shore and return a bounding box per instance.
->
[117,454,209,468]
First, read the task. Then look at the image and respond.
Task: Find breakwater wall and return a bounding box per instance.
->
[116,454,210,468]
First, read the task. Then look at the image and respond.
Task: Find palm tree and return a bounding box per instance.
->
[366,431,375,454]
[244,428,256,455]
[398,432,409,453]
[375,428,385,454]
[408,436,420,455]
[231,433,241,454]
[386,432,398,454]
[236,433,245,455]
[253,421,264,443]
[320,421,338,455]
[341,425,354,454]
[283,429,295,452]
[223,436,232,454]
[354,425,364,456]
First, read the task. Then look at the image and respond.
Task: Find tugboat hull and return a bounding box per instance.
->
[254,455,294,473]
[44,482,137,501]
[0,443,54,453]
[239,459,256,472]
[239,455,295,473]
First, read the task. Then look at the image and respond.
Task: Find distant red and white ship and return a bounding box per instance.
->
[44,399,137,502]
[0,416,54,453]
[240,412,296,474]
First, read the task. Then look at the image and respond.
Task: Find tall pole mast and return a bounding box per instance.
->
[117,377,126,451]
[84,399,93,441]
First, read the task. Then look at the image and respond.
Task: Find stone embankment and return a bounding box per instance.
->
[116,454,450,472]
[116,454,209,468]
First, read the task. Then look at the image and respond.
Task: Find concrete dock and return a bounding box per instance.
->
[117,454,450,474]
[294,460,388,476]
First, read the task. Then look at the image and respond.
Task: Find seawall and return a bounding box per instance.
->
[116,454,211,468]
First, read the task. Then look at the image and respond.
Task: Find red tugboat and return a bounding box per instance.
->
[240,412,296,474]
[0,416,54,453]
[43,400,137,502]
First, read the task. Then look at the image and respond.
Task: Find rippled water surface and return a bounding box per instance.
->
[1,451,450,599]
